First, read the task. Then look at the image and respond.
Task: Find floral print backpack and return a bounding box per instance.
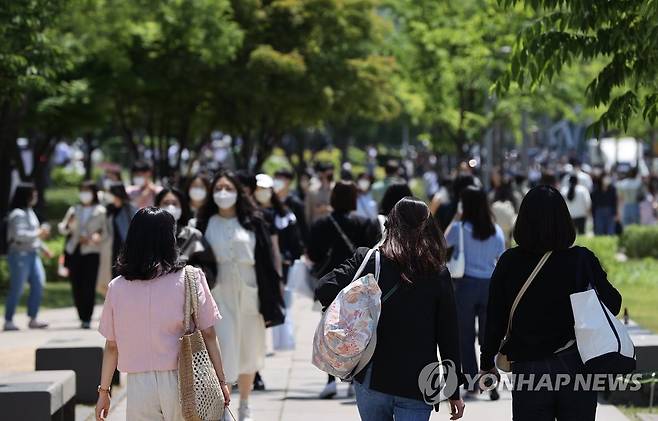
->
[312,248,399,381]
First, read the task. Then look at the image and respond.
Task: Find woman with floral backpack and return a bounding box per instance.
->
[316,197,466,421]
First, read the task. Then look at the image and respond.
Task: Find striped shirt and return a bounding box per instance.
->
[445,221,506,279]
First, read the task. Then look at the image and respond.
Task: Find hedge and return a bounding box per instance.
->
[619,225,658,259]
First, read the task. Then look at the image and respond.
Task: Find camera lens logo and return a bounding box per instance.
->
[418,359,459,405]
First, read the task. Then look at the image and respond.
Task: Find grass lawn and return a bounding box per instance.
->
[577,236,658,333]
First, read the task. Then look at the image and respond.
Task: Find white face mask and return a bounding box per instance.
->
[254,189,272,205]
[133,176,146,187]
[213,190,238,209]
[164,204,182,221]
[358,179,371,191]
[189,187,207,202]
[79,191,94,204]
[272,178,286,193]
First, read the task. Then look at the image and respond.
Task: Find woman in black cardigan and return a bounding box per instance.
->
[480,185,622,421]
[317,197,465,421]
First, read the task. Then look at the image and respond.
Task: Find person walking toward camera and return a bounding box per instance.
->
[444,186,505,399]
[59,181,107,329]
[480,185,622,421]
[4,182,51,331]
[95,207,229,421]
[196,170,285,421]
[316,197,465,421]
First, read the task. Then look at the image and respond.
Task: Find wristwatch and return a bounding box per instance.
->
[98,385,112,396]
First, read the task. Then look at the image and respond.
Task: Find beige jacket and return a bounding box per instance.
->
[58,204,108,255]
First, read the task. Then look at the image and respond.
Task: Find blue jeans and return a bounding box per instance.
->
[622,203,640,226]
[454,276,490,388]
[355,367,431,421]
[593,207,615,235]
[4,251,45,322]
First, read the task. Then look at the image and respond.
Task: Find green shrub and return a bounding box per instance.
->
[0,236,66,292]
[619,225,658,259]
[51,166,85,187]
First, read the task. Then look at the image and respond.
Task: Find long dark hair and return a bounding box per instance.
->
[513,185,576,253]
[380,183,412,216]
[567,175,578,201]
[115,207,185,280]
[155,186,192,229]
[10,182,36,210]
[196,169,259,233]
[381,197,447,283]
[461,186,496,240]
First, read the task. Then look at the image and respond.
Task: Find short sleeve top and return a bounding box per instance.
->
[98,268,221,373]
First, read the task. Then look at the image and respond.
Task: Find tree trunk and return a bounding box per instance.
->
[83,132,94,180]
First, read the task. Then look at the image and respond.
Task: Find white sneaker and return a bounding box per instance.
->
[238,405,253,421]
[3,321,19,331]
[347,383,355,398]
[319,381,337,399]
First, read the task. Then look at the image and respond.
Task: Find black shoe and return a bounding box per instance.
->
[253,372,265,391]
[490,388,500,401]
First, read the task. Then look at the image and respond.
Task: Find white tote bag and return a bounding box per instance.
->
[446,222,465,278]
[570,287,636,374]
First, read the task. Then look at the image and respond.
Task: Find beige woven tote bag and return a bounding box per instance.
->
[179,266,225,421]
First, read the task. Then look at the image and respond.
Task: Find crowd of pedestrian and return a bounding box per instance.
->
[3,155,644,421]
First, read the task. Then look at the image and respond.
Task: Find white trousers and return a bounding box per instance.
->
[126,370,183,421]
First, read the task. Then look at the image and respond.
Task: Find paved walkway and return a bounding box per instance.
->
[2,297,630,420]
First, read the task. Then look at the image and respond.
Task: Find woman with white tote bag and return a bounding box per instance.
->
[479,185,624,421]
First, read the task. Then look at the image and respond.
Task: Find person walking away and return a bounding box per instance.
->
[433,175,476,232]
[155,187,216,286]
[305,162,334,225]
[127,160,162,209]
[444,186,505,400]
[490,178,518,248]
[355,173,378,220]
[307,181,381,399]
[273,169,308,248]
[561,175,591,234]
[616,167,643,226]
[95,207,229,421]
[378,182,413,244]
[186,174,211,219]
[58,181,107,329]
[480,185,622,421]
[316,197,466,421]
[591,173,618,235]
[196,170,285,421]
[4,182,51,331]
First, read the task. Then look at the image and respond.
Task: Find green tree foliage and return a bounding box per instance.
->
[212,0,400,170]
[498,0,658,134]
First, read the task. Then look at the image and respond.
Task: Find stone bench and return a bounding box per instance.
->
[0,370,76,421]
[36,335,119,404]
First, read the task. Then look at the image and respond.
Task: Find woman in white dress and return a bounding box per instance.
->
[196,170,285,421]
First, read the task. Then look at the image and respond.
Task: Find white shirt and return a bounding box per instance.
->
[561,185,591,218]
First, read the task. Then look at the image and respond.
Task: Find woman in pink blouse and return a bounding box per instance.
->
[95,207,230,421]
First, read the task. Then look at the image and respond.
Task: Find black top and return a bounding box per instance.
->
[284,194,309,248]
[316,248,465,407]
[307,211,381,278]
[591,186,618,210]
[480,246,622,370]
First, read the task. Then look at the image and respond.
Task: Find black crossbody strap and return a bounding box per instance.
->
[329,215,356,253]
